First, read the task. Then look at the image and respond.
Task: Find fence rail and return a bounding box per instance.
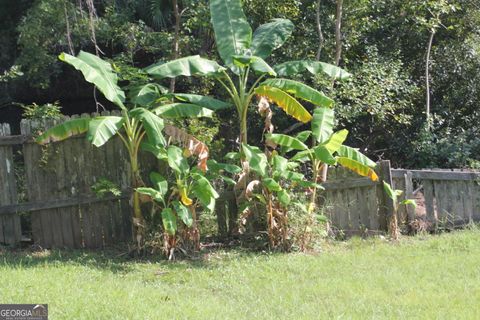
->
[1,115,479,248]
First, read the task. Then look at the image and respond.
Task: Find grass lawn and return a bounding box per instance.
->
[1,229,480,319]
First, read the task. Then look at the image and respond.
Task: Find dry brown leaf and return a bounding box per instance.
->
[164,125,209,172]
[245,180,261,200]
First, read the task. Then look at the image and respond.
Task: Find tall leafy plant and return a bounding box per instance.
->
[145,0,350,147]
[36,51,221,248]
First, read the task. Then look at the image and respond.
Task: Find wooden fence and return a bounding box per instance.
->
[0,115,479,248]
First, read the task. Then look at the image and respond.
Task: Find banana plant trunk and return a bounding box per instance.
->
[129,149,145,250]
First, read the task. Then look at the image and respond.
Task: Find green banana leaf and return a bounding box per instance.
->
[59,51,126,109]
[136,187,165,203]
[149,172,168,198]
[263,178,282,192]
[312,107,334,144]
[251,18,295,59]
[87,116,124,147]
[261,79,334,108]
[152,103,214,119]
[36,118,90,144]
[274,60,352,79]
[255,86,312,123]
[146,55,225,79]
[210,0,252,71]
[167,145,190,174]
[265,133,308,151]
[171,94,231,111]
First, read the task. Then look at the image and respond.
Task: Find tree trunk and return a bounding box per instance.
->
[170,0,181,93]
[334,0,343,66]
[315,0,324,60]
[425,29,435,130]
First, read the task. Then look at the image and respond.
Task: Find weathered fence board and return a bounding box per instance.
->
[0,123,22,245]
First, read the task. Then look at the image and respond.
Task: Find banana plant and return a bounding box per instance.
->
[383,182,417,240]
[233,143,315,249]
[36,51,222,249]
[265,106,379,249]
[137,144,219,260]
[145,0,351,148]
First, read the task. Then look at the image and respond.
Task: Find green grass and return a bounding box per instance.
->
[1,229,480,319]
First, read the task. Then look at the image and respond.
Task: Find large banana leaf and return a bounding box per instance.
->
[161,208,177,236]
[255,86,312,123]
[265,133,308,151]
[337,145,377,168]
[324,129,348,154]
[152,103,214,119]
[313,145,336,165]
[251,18,295,59]
[210,0,252,70]
[261,79,333,108]
[145,55,225,79]
[87,116,124,147]
[171,94,231,111]
[242,144,268,176]
[232,55,277,76]
[36,118,90,144]
[312,107,334,144]
[59,51,126,109]
[129,108,166,147]
[274,60,352,79]
[337,157,379,181]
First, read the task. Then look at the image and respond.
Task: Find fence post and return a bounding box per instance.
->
[404,171,415,224]
[379,160,395,231]
[0,123,22,246]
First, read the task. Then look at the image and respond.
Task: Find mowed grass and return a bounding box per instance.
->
[1,229,480,319]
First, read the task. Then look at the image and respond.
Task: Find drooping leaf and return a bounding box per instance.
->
[149,172,168,198]
[129,108,166,147]
[337,157,379,181]
[245,180,261,199]
[173,201,193,227]
[36,118,90,144]
[180,187,193,206]
[241,144,268,176]
[145,55,225,79]
[136,187,164,203]
[265,133,308,151]
[251,18,294,59]
[210,0,252,70]
[262,178,282,192]
[312,107,334,144]
[261,79,334,108]
[87,116,124,147]
[255,86,312,123]
[336,145,377,168]
[313,145,336,165]
[59,51,126,109]
[232,55,276,76]
[324,129,348,154]
[164,125,209,172]
[167,145,189,174]
[171,94,231,111]
[152,103,214,119]
[274,60,352,79]
[161,208,177,236]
